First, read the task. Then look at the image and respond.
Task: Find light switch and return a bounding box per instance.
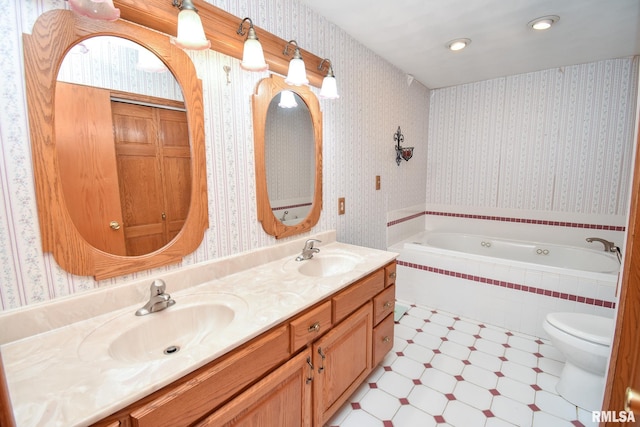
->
[338,197,345,215]
[376,175,381,190]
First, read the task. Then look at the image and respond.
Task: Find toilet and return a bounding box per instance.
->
[542,312,614,411]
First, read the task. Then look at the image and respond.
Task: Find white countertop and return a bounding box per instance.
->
[0,231,397,427]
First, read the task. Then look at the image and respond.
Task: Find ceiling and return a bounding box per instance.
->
[300,0,640,89]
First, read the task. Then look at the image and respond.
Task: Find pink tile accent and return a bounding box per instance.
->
[369,383,378,389]
[383,421,393,427]
[531,384,542,391]
[407,339,414,344]
[445,393,456,401]
[533,353,543,358]
[502,343,511,348]
[441,337,448,341]
[384,366,392,371]
[506,332,514,336]
[462,360,471,365]
[533,367,543,373]
[399,398,410,405]
[396,260,617,309]
[413,379,422,385]
[535,339,544,345]
[571,421,586,427]
[433,349,442,354]
[396,352,405,356]
[495,371,505,377]
[499,356,508,361]
[489,389,500,396]
[434,415,446,423]
[529,404,541,412]
[351,402,361,410]
[424,363,433,368]
[455,375,464,381]
[483,410,495,417]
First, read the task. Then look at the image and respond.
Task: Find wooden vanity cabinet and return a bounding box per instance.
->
[92,261,396,427]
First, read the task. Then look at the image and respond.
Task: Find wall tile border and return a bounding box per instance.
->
[397,260,616,309]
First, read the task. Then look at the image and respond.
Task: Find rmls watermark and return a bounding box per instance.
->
[592,411,636,423]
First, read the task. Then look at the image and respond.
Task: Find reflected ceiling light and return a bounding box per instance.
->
[67,0,120,21]
[317,58,339,99]
[236,17,268,72]
[278,90,298,108]
[283,40,309,86]
[170,0,211,51]
[446,38,471,51]
[528,15,560,30]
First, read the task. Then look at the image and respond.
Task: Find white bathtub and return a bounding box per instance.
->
[408,232,620,274]
[391,231,620,337]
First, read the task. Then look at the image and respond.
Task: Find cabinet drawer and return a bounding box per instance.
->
[290,300,333,352]
[372,313,394,367]
[333,269,384,323]
[129,325,291,427]
[385,262,396,288]
[373,284,395,326]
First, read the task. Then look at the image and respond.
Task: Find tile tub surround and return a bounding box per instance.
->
[0,230,398,427]
[390,236,618,338]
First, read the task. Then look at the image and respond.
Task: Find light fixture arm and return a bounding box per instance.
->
[318,58,335,77]
[394,126,414,166]
[283,40,303,59]
[236,17,255,37]
[172,0,197,12]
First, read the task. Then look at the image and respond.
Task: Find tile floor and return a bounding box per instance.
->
[326,302,598,427]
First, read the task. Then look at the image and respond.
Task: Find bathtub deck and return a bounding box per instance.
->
[326,302,597,427]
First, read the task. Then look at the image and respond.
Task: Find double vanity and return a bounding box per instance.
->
[0,231,397,426]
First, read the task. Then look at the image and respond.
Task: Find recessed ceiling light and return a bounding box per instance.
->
[446,38,471,51]
[528,15,560,30]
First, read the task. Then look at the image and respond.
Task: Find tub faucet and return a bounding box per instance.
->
[135,279,176,316]
[296,239,321,261]
[586,237,617,253]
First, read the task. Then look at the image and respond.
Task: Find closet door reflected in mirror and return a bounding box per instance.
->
[253,75,322,239]
[24,10,208,279]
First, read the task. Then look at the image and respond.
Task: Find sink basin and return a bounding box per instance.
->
[78,293,247,363]
[297,254,362,277]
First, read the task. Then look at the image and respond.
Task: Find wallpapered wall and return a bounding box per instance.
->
[0,0,430,311]
[427,58,639,216]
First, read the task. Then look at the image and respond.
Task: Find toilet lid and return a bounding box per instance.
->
[546,312,613,345]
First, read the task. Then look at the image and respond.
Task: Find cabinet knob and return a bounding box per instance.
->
[308,322,321,333]
[109,221,121,230]
[626,387,640,413]
[383,301,393,309]
[382,336,391,343]
[389,271,396,279]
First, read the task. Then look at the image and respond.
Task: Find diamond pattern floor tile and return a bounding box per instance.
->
[325,303,590,427]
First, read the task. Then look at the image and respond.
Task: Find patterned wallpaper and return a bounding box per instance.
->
[427,58,639,215]
[0,0,429,310]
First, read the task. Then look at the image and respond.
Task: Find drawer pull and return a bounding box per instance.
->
[389,271,396,279]
[308,322,321,333]
[383,301,393,309]
[382,336,391,343]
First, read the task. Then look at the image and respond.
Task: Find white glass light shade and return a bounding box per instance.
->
[171,9,211,51]
[284,57,309,86]
[278,90,298,108]
[319,75,339,99]
[240,38,268,71]
[68,0,120,21]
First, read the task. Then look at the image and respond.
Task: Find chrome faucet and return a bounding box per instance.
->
[135,279,176,316]
[586,237,617,252]
[296,239,321,261]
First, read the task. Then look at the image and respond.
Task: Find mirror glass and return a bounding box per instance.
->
[55,37,191,256]
[253,75,322,239]
[24,10,208,279]
[265,92,315,226]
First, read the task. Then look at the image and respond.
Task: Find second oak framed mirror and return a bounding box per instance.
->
[253,75,323,239]
[23,10,208,279]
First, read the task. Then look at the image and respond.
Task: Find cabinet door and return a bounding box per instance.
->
[196,350,312,427]
[313,302,373,426]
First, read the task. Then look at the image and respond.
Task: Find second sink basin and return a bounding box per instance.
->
[78,293,247,364]
[297,253,362,277]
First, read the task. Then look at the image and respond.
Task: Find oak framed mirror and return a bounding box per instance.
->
[23,10,208,279]
[253,75,322,239]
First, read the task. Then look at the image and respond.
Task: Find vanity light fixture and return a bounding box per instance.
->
[67,0,120,21]
[528,15,560,30]
[236,18,269,72]
[318,59,339,99]
[394,126,414,166]
[446,38,471,51]
[278,90,298,108]
[171,0,211,51]
[283,40,309,86]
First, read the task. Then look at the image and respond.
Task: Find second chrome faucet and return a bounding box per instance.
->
[135,279,176,316]
[296,239,321,261]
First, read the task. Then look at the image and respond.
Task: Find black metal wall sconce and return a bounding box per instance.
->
[394,126,414,166]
